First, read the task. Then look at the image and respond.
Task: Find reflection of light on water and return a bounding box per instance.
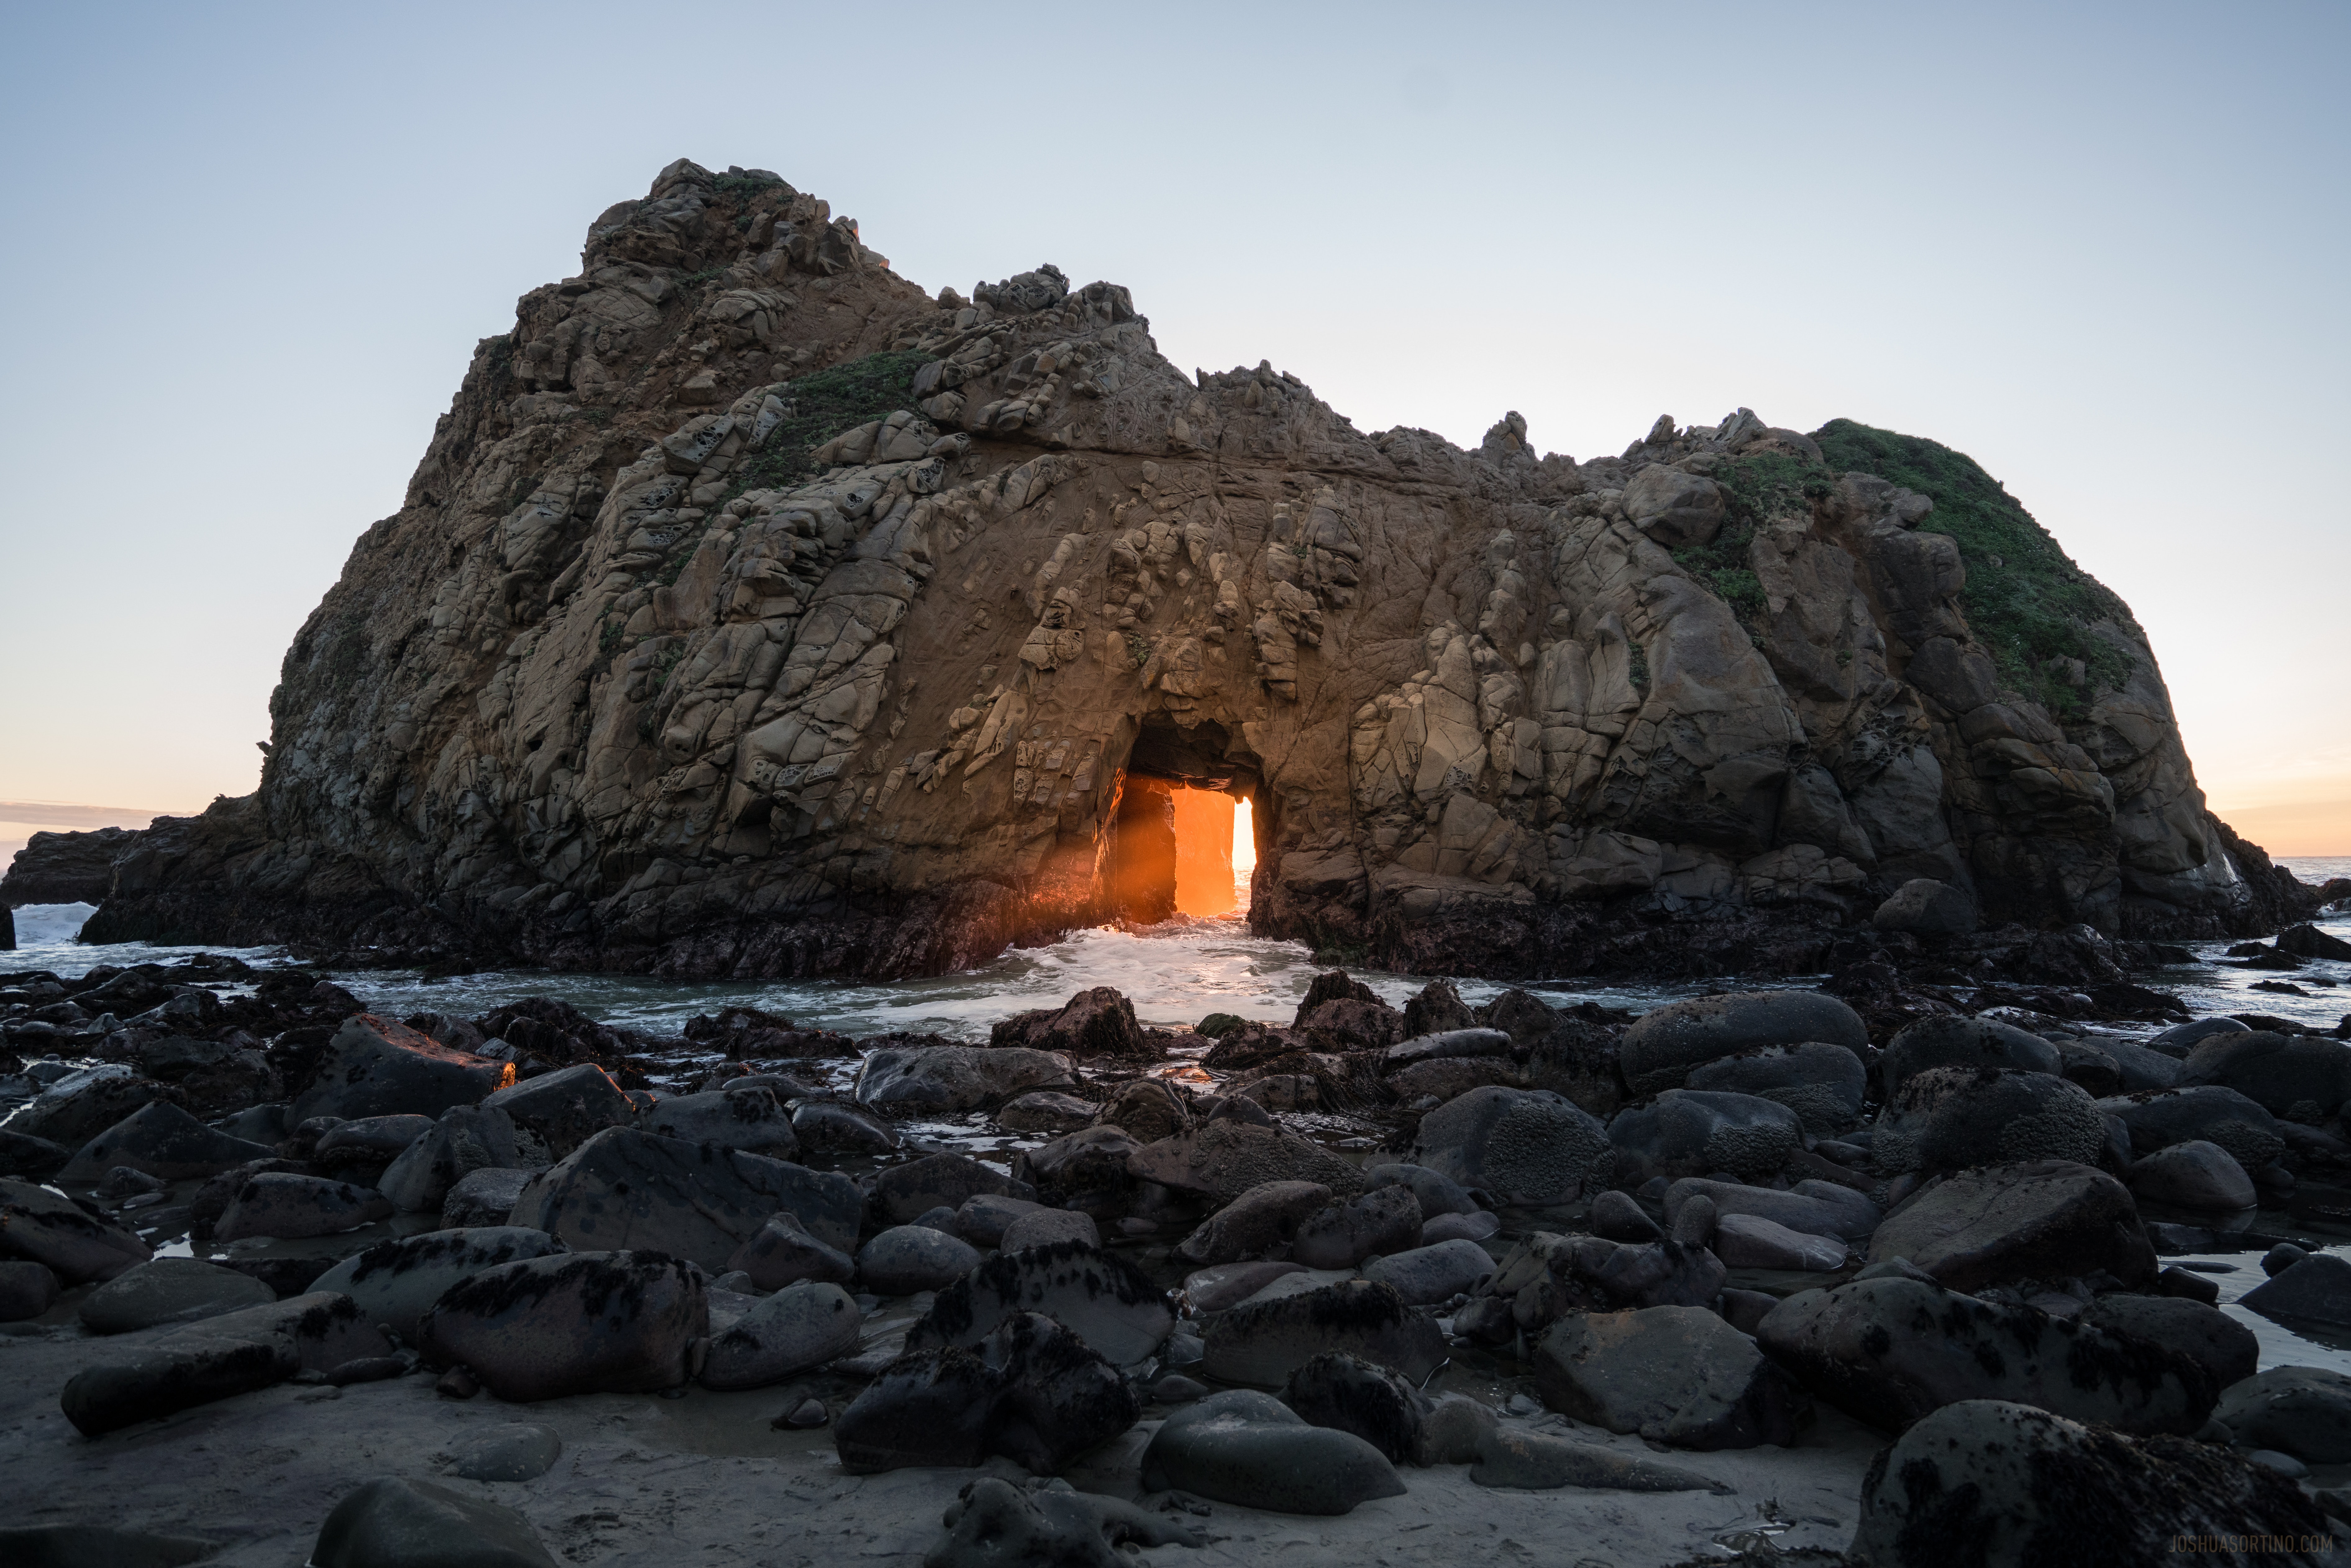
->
[3,857,2343,1043]
[11,872,2351,1376]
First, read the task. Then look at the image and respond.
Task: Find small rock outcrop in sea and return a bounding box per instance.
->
[19,156,2330,981]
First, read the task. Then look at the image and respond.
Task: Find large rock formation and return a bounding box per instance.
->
[68,159,2321,979]
[2,827,141,907]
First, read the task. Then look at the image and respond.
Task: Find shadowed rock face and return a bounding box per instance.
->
[71,159,2318,979]
[0,826,140,907]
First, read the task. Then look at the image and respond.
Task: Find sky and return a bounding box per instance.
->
[0,1,2344,868]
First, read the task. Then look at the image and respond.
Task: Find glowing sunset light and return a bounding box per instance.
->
[1169,787,1239,918]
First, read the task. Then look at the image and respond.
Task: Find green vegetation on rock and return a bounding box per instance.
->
[1811,419,2136,713]
[728,350,931,498]
[712,171,787,196]
[1673,451,1834,632]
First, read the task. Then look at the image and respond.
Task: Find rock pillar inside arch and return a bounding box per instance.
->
[1170,788,1238,918]
[1107,778,1178,925]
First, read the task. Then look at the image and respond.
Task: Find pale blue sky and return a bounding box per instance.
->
[2,1,2344,852]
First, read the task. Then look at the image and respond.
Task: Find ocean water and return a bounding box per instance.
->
[10,859,2346,1039]
[8,862,2351,1378]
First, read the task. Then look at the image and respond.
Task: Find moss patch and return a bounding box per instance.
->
[1670,452,1835,637]
[1812,419,2138,714]
[726,350,932,500]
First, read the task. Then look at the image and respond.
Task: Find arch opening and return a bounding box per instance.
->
[1098,717,1262,924]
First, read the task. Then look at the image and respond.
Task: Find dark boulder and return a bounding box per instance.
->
[1279,1350,1430,1464]
[479,1063,634,1155]
[1200,1279,1446,1388]
[290,1014,513,1123]
[727,1209,857,1290]
[2077,1292,2259,1394]
[415,1250,705,1401]
[1409,1086,1612,1205]
[1609,1089,1803,1184]
[511,1126,860,1267]
[1290,1186,1422,1270]
[2179,1030,2351,1119]
[310,1476,559,1568]
[2241,1253,2351,1332]
[875,1151,1030,1224]
[0,1175,150,1282]
[701,1280,863,1390]
[836,1310,1139,1474]
[2279,924,2351,962]
[1090,1077,1192,1143]
[990,986,1149,1059]
[54,1099,275,1183]
[2147,1016,2251,1057]
[61,1291,383,1435]
[855,1044,1074,1114]
[1847,1400,2327,1567]
[1757,1275,2214,1435]
[2129,1139,2257,1212]
[1011,1125,1140,1213]
[2213,1366,2351,1462]
[1866,1160,2156,1292]
[922,1476,1205,1567]
[78,1257,274,1334]
[1618,991,1866,1096]
[1174,1180,1332,1266]
[377,1104,532,1215]
[1871,1067,2106,1175]
[637,1085,798,1156]
[1684,1041,1867,1137]
[1533,1305,1809,1449]
[310,1226,570,1341]
[1879,1014,2060,1098]
[0,1259,59,1321]
[908,1240,1172,1366]
[9,1068,178,1149]
[1127,1121,1363,1204]
[212,1173,393,1241]
[1140,1389,1405,1515]
[2096,1085,2287,1174]
[1402,979,1475,1037]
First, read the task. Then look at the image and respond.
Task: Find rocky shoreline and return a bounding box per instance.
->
[11,808,2344,990]
[6,943,2351,1564]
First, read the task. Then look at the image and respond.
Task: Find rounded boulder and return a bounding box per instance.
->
[1609,1089,1803,1185]
[1879,1015,2059,1099]
[1618,991,1866,1097]
[1872,1067,2106,1175]
[415,1250,705,1402]
[857,1225,981,1295]
[1410,1087,1613,1206]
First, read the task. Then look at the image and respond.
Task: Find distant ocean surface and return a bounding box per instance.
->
[7,859,2346,1042]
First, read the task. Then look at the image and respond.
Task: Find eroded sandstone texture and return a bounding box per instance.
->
[72,159,2317,978]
